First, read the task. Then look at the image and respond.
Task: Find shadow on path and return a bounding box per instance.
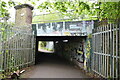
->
[22,53,90,78]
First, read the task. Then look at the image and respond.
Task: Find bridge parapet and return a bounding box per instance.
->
[32,20,94,36]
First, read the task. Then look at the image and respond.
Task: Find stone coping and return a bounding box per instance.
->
[14,4,34,10]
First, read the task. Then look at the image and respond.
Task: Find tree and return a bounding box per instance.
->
[37,0,120,22]
[93,2,120,22]
[1,0,119,23]
[0,0,15,22]
[37,0,95,21]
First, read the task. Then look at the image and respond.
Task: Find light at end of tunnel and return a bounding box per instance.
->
[63,40,68,42]
[55,41,58,43]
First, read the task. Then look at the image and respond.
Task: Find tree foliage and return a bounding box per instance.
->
[0,0,120,22]
[0,0,15,20]
[37,0,92,20]
[37,0,120,22]
[93,2,120,22]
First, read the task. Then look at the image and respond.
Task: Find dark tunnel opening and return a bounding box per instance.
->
[35,36,87,66]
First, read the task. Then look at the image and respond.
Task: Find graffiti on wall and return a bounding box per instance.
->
[69,41,85,63]
[34,20,94,36]
[84,35,92,70]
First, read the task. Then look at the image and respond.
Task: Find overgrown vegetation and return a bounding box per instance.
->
[93,2,120,22]
[0,0,119,23]
[0,23,17,79]
[36,0,120,23]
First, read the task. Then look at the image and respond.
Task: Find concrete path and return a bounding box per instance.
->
[38,49,54,53]
[21,53,90,78]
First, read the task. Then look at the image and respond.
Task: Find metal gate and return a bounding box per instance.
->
[0,23,35,78]
[92,22,120,78]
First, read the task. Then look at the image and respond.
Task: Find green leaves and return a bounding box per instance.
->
[37,1,120,22]
[37,1,91,20]
[93,2,120,21]
[1,28,5,31]
[0,0,16,20]
[1,1,6,7]
[0,1,8,18]
[8,1,15,7]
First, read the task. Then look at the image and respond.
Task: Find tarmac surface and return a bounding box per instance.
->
[21,53,90,78]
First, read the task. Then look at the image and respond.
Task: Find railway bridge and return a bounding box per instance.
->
[0,4,119,79]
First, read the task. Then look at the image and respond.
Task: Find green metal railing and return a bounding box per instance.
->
[92,22,120,78]
[0,23,35,78]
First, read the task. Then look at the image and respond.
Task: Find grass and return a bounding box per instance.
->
[38,47,54,52]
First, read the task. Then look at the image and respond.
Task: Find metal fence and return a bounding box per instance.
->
[92,22,120,78]
[0,23,35,78]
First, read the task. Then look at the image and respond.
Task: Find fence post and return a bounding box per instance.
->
[110,23,113,78]
[118,23,120,78]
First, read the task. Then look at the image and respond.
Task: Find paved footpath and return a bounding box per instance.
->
[21,53,90,78]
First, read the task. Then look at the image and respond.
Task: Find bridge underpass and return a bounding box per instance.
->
[35,36,86,63]
[21,36,91,78]
[1,4,119,79]
[24,19,93,78]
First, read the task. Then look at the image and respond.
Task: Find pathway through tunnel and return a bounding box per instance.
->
[21,52,90,78]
